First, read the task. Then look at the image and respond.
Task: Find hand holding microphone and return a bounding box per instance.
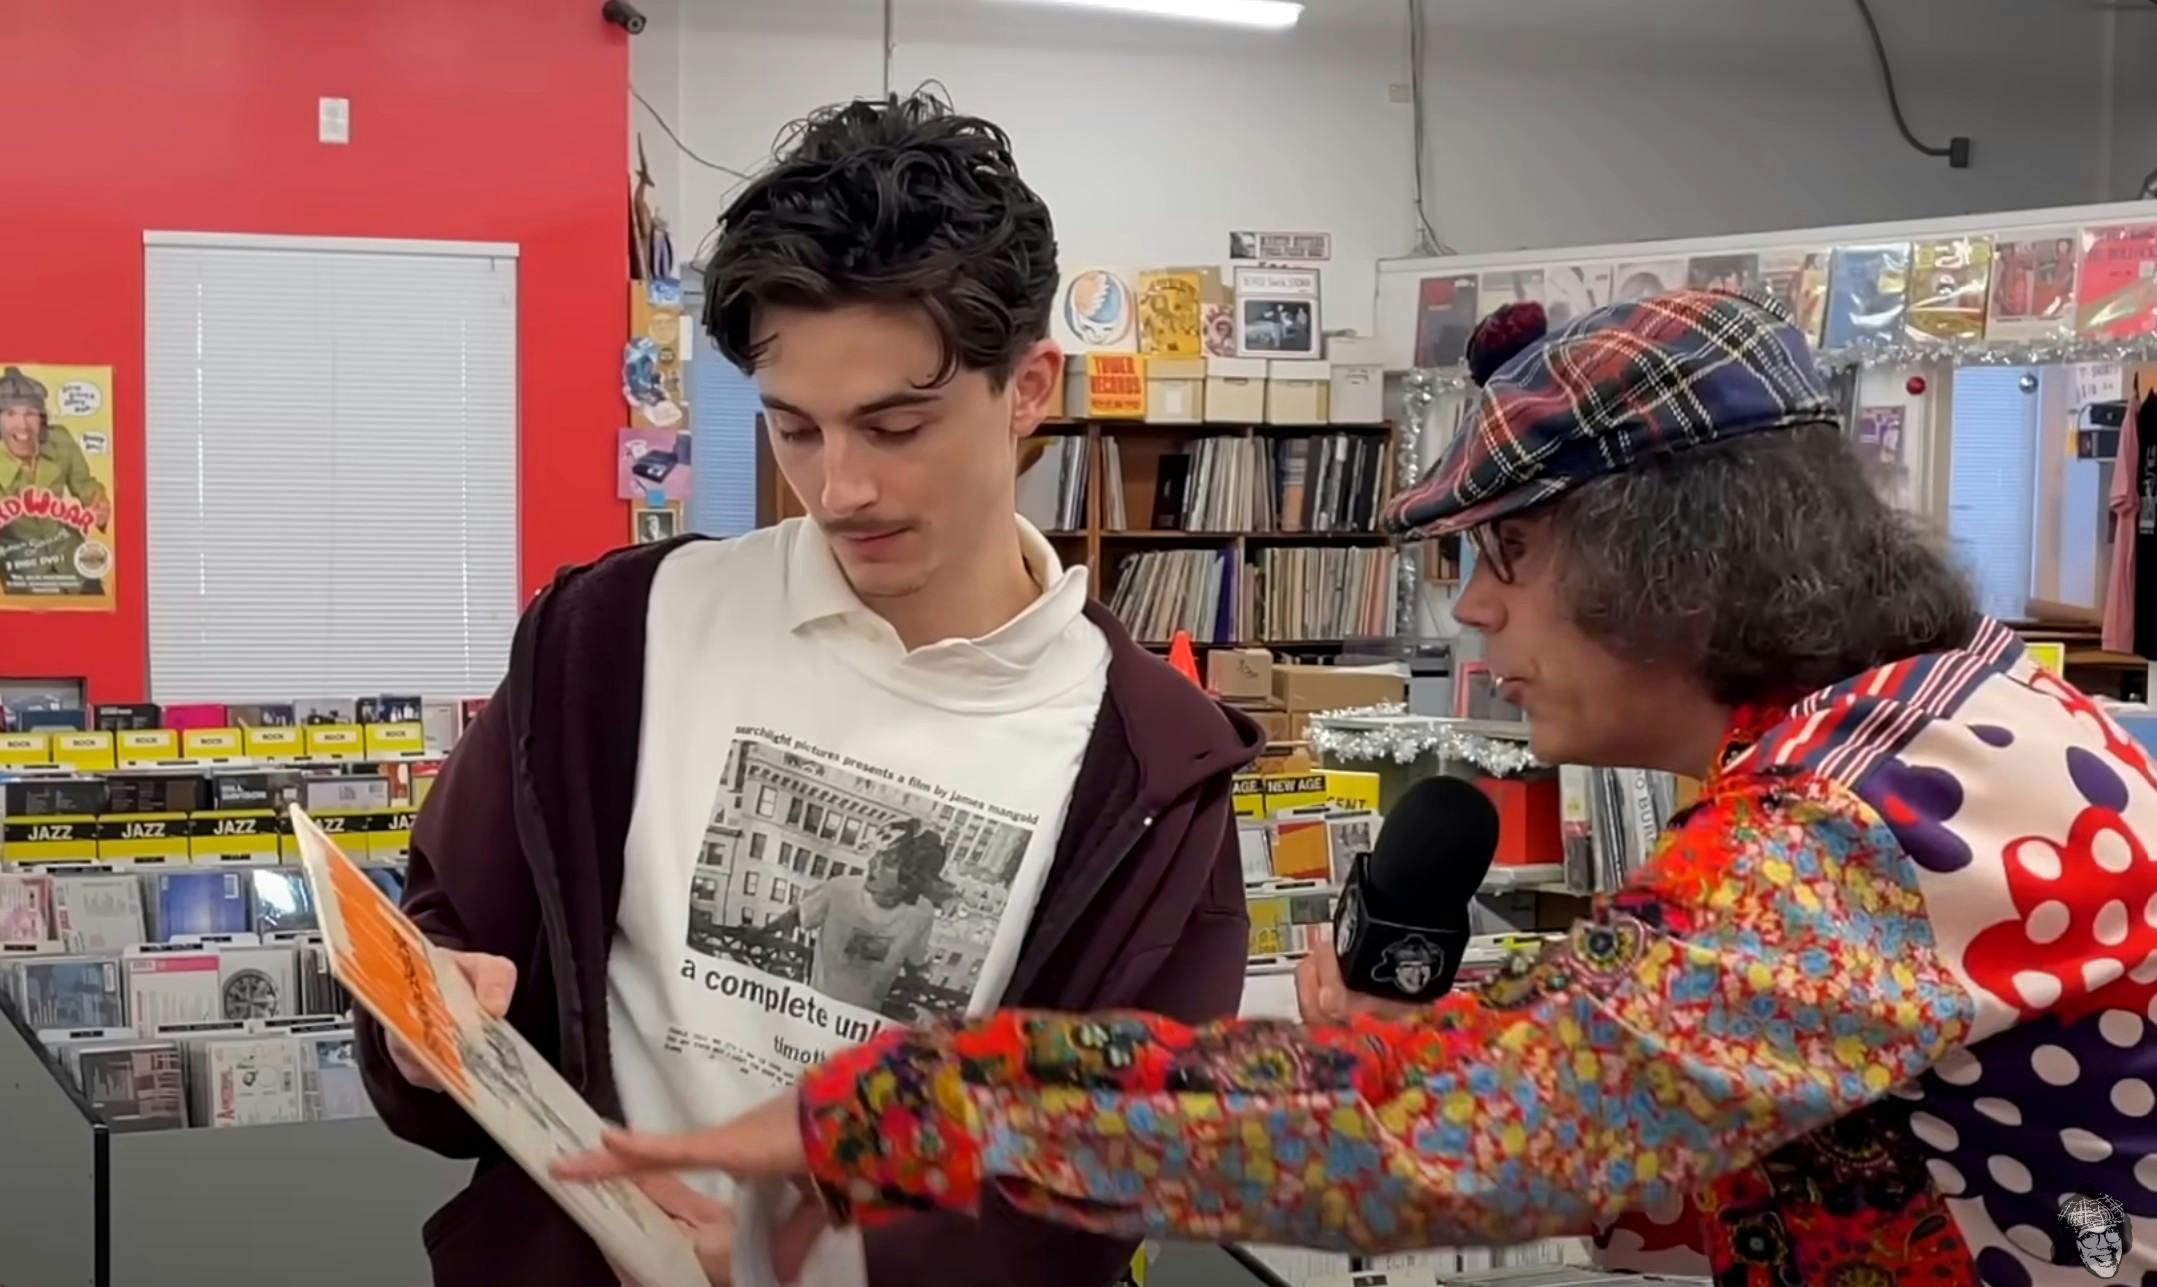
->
[1298,776,1501,1022]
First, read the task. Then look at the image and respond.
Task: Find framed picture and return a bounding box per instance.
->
[632,502,683,546]
[1232,266,1323,360]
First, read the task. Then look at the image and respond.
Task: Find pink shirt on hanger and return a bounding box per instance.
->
[2103,394,2141,653]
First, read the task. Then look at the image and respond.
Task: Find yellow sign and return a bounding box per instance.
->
[0,732,51,767]
[181,727,245,760]
[306,724,364,759]
[0,814,99,864]
[116,728,180,766]
[245,726,304,760]
[2027,641,2067,675]
[1085,353,1147,419]
[98,812,193,864]
[0,363,117,611]
[190,809,281,863]
[1138,271,1205,358]
[52,731,115,772]
[364,721,425,758]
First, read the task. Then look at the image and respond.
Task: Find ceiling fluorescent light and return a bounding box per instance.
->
[1006,0,1303,30]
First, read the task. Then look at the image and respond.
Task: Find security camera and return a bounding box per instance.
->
[602,0,647,33]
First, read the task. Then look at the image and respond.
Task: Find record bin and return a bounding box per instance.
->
[0,994,465,1287]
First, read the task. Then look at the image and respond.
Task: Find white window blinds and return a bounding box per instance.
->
[143,235,519,702]
[685,289,761,538]
[1946,366,2040,621]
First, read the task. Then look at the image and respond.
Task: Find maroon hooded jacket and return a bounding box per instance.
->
[354,537,1262,1286]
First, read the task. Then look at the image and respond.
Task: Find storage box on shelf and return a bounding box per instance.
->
[1204,358,1267,422]
[1327,336,1386,424]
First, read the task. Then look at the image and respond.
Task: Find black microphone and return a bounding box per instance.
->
[1331,775,1501,1004]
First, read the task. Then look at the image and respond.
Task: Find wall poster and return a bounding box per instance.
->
[1,364,115,611]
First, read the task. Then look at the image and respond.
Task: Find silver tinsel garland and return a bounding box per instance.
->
[1811,334,2157,374]
[1309,704,1541,776]
[1408,335,2157,391]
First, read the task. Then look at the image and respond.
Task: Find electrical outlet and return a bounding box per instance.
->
[1387,83,1412,104]
[318,97,351,145]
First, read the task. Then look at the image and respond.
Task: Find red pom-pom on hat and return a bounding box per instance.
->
[1466,301,1549,386]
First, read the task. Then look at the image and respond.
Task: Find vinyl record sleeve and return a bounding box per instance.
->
[291,806,707,1287]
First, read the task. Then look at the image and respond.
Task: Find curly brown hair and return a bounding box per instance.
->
[701,89,1059,390]
[1543,423,1980,706]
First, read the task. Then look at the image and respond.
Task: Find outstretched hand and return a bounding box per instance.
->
[1294,927,1423,1024]
[556,1094,825,1284]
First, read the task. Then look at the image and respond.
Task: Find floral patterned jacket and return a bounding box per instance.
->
[799,621,2157,1287]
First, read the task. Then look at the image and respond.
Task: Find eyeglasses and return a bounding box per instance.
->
[1469,525,1517,585]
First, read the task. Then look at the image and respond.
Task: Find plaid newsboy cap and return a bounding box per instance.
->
[1382,289,1837,539]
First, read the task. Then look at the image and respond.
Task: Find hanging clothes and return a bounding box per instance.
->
[2103,391,2144,653]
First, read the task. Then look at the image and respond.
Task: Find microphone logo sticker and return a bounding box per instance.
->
[1376,936,1446,999]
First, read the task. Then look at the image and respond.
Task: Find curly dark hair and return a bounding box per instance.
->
[701,89,1059,389]
[1544,423,1979,706]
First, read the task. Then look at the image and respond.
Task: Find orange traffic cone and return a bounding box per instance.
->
[1167,630,1203,687]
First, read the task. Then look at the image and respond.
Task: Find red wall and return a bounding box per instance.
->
[1,1,628,703]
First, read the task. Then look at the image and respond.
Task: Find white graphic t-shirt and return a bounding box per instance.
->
[608,517,1108,1285]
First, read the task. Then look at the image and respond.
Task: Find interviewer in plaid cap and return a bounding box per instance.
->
[1382,288,1976,772]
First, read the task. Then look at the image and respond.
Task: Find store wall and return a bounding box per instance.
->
[652,0,2142,301]
[2,1,628,703]
[1416,0,2127,253]
[661,0,1418,334]
[2111,10,2157,202]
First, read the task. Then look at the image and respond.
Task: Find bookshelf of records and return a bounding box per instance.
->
[1017,417,1405,655]
[0,694,476,1136]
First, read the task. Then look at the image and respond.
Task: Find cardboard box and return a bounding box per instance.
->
[1271,662,1406,714]
[1244,706,1296,745]
[1475,776,1564,866]
[1145,358,1206,423]
[1205,357,1267,423]
[1207,647,1273,701]
[1265,360,1332,425]
[1328,336,1386,424]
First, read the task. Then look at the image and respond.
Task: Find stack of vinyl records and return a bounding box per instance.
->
[1269,433,1387,533]
[1247,545,1398,641]
[1560,766,1680,893]
[1015,435,1092,532]
[1107,549,1238,642]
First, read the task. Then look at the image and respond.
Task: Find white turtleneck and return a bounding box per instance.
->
[607,516,1108,1284]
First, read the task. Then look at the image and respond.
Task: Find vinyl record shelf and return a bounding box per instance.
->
[0,996,466,1287]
